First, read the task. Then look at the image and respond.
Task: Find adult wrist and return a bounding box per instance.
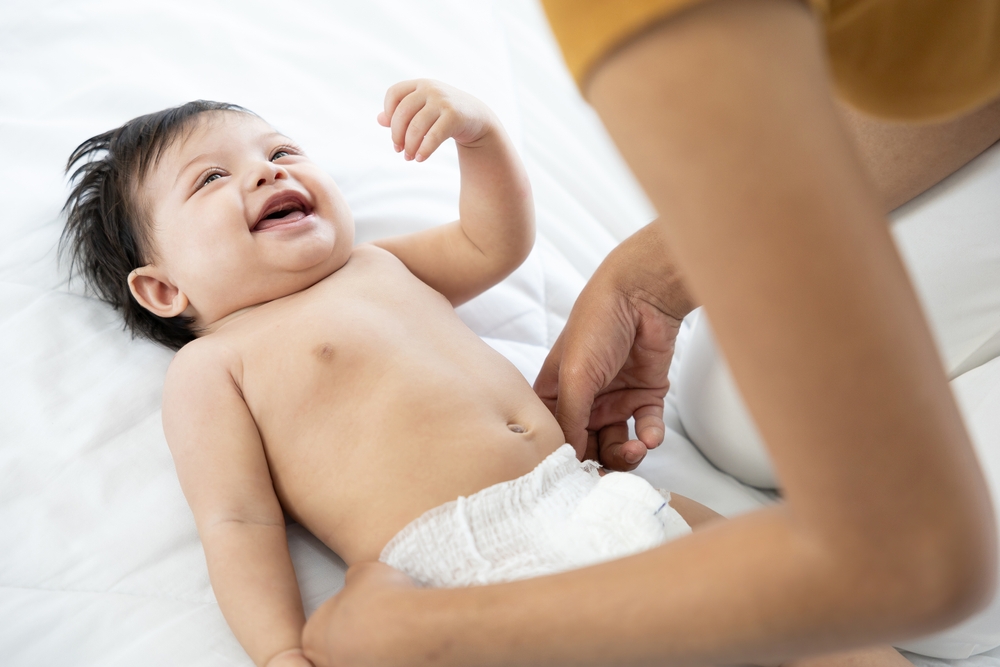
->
[610,220,697,321]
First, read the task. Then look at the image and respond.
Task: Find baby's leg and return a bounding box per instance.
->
[666,492,725,529]
[785,645,912,667]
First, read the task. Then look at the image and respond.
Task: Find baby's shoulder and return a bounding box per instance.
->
[165,335,243,393]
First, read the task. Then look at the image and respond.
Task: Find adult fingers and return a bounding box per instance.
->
[596,421,647,471]
[633,403,666,450]
[588,387,665,432]
[580,430,599,463]
[302,562,417,666]
[554,356,603,458]
[301,591,337,666]
[533,333,565,415]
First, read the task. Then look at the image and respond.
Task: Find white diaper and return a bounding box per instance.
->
[379,444,691,587]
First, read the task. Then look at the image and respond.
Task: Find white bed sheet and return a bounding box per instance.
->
[1,2,996,666]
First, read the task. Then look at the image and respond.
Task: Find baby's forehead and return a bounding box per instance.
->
[148,111,290,184]
[172,111,284,158]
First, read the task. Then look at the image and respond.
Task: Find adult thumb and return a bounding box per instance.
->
[554,364,598,458]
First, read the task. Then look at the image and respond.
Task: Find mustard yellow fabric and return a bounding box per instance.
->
[541,0,1000,121]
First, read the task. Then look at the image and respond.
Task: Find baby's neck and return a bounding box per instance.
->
[192,256,353,339]
[197,302,265,337]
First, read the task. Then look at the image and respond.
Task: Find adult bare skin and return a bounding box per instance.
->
[301,1,997,665]
[839,96,1000,214]
[538,96,1000,474]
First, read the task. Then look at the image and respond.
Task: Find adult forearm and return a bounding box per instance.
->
[202,521,306,666]
[394,507,945,667]
[614,57,1000,321]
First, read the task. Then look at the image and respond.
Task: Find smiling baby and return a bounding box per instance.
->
[61,80,699,667]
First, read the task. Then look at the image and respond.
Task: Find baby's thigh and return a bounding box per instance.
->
[667,493,724,529]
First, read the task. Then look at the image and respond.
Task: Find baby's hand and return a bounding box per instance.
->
[378,79,497,162]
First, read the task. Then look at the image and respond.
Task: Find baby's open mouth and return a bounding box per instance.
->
[253,192,313,232]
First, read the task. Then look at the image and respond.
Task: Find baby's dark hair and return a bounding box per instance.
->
[61,100,251,350]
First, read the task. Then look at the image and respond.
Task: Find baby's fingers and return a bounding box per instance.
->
[403,106,441,161]
[388,93,427,155]
[413,114,454,162]
[382,81,419,132]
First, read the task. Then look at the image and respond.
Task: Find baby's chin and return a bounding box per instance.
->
[291,238,355,284]
[268,226,352,274]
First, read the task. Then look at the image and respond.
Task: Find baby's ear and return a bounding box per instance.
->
[128,266,189,318]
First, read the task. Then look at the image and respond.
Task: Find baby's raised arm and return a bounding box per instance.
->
[163,342,310,667]
[372,80,535,306]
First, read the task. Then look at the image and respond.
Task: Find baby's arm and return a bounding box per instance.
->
[163,343,310,667]
[372,79,534,306]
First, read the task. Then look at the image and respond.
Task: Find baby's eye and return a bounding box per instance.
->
[271,149,291,161]
[191,168,226,194]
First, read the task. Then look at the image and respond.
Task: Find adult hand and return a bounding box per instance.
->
[534,222,696,471]
[302,562,419,667]
[265,648,315,667]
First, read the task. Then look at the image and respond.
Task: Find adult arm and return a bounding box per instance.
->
[568,0,997,651]
[303,2,996,665]
[535,94,1000,471]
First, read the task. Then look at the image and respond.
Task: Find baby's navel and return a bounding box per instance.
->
[507,423,527,434]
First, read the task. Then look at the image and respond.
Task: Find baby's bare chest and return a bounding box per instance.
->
[230,257,504,442]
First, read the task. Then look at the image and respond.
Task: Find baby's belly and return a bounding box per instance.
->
[253,352,567,564]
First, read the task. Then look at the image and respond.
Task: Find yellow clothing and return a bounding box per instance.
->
[540,0,1000,121]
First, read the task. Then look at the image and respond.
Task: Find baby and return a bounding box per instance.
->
[60,80,906,667]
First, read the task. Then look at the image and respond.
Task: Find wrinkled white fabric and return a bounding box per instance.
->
[380,444,691,587]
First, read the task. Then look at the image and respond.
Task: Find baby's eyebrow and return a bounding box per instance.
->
[263,131,301,150]
[174,153,213,187]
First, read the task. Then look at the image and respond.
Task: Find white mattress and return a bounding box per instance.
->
[1,2,997,666]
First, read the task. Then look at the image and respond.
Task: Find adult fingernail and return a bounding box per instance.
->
[394,144,401,152]
[624,449,642,464]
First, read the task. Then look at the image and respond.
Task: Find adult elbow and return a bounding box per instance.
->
[917,520,997,631]
[875,506,997,635]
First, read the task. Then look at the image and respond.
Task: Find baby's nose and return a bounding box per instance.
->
[256,163,287,187]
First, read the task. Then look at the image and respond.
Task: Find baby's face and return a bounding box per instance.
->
[141,111,354,326]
